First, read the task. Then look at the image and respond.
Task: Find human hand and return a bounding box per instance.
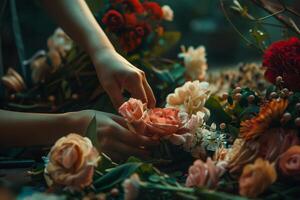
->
[79,110,158,162]
[91,49,156,109]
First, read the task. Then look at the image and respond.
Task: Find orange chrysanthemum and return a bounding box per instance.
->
[240,99,288,140]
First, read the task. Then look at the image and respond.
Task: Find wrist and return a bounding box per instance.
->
[62,110,93,136]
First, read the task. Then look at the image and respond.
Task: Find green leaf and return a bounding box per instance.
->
[227,124,239,139]
[96,153,117,173]
[205,96,232,125]
[196,188,248,200]
[94,162,142,191]
[85,116,99,150]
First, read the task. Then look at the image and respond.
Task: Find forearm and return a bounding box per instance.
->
[0,110,89,147]
[41,0,114,56]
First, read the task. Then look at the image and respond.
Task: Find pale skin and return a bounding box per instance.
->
[0,0,157,162]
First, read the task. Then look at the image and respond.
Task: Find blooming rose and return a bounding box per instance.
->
[239,158,277,198]
[124,13,138,27]
[143,2,163,19]
[118,98,146,133]
[119,98,145,122]
[179,45,208,81]
[120,30,142,52]
[102,10,125,31]
[135,23,151,37]
[123,173,141,200]
[166,81,210,116]
[263,37,300,91]
[162,5,174,21]
[186,158,225,189]
[144,108,183,137]
[278,145,300,179]
[45,134,100,188]
[122,0,144,14]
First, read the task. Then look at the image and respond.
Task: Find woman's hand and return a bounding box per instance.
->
[91,49,156,109]
[79,110,158,162]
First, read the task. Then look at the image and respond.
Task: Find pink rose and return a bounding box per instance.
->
[118,98,146,133]
[144,108,183,137]
[118,98,145,122]
[45,134,100,188]
[185,158,223,189]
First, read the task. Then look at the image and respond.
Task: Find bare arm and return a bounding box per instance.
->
[41,0,156,109]
[0,110,88,147]
[41,0,114,55]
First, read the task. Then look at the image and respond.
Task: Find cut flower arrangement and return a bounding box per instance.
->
[2,0,300,199]
[26,36,300,200]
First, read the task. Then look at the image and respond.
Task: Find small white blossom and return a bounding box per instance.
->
[162,5,174,21]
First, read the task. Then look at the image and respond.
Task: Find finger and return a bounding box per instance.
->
[112,122,159,147]
[102,150,124,163]
[107,115,159,147]
[103,112,128,128]
[103,80,125,109]
[142,78,156,108]
[126,75,148,104]
[110,140,150,159]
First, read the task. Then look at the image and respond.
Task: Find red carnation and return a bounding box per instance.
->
[135,23,151,37]
[143,2,163,20]
[120,31,142,52]
[122,0,144,14]
[263,37,300,91]
[102,10,125,31]
[124,13,138,27]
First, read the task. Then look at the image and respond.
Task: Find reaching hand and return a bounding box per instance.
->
[91,49,156,109]
[80,110,158,162]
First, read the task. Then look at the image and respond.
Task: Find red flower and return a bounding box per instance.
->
[263,37,300,91]
[120,31,142,52]
[102,10,125,31]
[135,23,151,37]
[143,2,163,19]
[124,13,138,27]
[122,0,144,14]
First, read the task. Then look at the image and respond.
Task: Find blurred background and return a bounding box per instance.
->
[2,0,300,70]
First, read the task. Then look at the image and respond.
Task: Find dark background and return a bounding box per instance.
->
[2,0,300,70]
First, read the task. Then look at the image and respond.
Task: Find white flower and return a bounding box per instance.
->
[166,80,210,116]
[123,174,140,200]
[162,5,174,21]
[179,45,208,81]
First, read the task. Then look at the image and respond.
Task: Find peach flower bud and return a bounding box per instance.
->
[118,98,147,134]
[239,158,277,198]
[278,145,300,179]
[185,158,223,189]
[45,134,100,188]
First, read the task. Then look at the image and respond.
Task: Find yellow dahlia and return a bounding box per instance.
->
[240,99,288,140]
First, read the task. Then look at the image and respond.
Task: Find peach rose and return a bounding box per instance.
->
[118,98,147,133]
[45,134,100,188]
[185,158,224,189]
[278,145,300,179]
[144,108,183,137]
[119,98,145,122]
[239,158,277,198]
